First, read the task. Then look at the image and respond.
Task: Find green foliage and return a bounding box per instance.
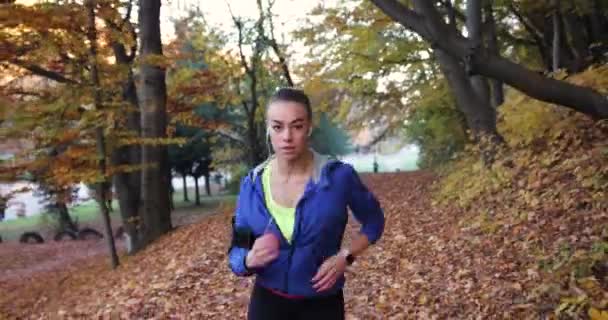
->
[295,0,434,131]
[310,112,353,157]
[403,80,468,169]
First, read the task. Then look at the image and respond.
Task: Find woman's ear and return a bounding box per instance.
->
[308,127,313,137]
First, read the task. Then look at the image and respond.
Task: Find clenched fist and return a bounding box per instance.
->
[246,233,280,269]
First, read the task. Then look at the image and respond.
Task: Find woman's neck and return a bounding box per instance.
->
[274,149,313,180]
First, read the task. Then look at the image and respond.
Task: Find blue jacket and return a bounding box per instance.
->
[228,151,385,297]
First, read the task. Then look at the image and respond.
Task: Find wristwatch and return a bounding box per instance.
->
[339,249,355,266]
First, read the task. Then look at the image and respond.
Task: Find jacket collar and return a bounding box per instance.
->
[249,149,337,186]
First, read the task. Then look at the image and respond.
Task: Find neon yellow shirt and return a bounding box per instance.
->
[262,162,296,243]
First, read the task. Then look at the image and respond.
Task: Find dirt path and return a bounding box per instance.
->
[1,171,601,318]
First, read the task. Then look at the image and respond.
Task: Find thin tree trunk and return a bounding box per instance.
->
[109,20,143,254]
[139,0,172,245]
[484,1,504,107]
[257,0,294,87]
[589,1,608,43]
[562,11,590,72]
[204,173,211,196]
[552,0,562,72]
[168,169,174,211]
[465,0,491,105]
[194,176,200,206]
[182,174,189,202]
[86,0,119,269]
[508,4,552,70]
[57,202,77,232]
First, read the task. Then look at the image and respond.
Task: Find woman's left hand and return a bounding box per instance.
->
[311,254,347,292]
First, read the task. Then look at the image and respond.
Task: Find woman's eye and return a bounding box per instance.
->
[294,125,304,130]
[272,126,281,131]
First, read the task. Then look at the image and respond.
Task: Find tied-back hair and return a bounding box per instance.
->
[268,87,312,120]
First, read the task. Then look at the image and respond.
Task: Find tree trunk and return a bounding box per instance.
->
[552,0,562,72]
[168,170,174,211]
[435,49,500,139]
[110,35,144,254]
[371,0,608,119]
[56,202,77,232]
[194,176,200,206]
[465,0,491,106]
[507,4,552,70]
[247,116,263,167]
[562,11,590,72]
[484,1,504,107]
[182,174,189,202]
[138,0,172,245]
[204,173,211,196]
[86,0,119,268]
[589,1,608,44]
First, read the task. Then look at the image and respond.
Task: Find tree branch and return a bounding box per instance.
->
[370,0,430,39]
[10,60,79,84]
[351,51,428,65]
[372,0,608,118]
[215,129,246,146]
[226,2,252,76]
[260,0,294,86]
[507,4,546,43]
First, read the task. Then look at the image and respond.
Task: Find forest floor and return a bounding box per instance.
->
[2,171,605,319]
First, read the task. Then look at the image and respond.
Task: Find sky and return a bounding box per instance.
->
[162,0,327,48]
[15,0,328,46]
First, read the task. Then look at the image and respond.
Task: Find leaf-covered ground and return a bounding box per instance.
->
[2,169,605,319]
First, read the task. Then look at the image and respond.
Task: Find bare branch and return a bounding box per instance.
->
[10,60,79,84]
[261,0,294,86]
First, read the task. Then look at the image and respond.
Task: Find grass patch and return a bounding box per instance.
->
[0,191,237,242]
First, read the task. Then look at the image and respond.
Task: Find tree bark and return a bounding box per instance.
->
[370,0,608,119]
[484,1,504,107]
[111,72,143,254]
[168,169,174,211]
[138,0,172,245]
[562,11,590,72]
[56,202,77,232]
[204,173,211,196]
[465,0,491,106]
[589,1,608,44]
[86,0,119,269]
[182,174,189,202]
[104,0,144,255]
[552,0,562,72]
[194,176,200,206]
[435,49,499,138]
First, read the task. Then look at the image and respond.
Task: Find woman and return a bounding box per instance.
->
[228,88,385,319]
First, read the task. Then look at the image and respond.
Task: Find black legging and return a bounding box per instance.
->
[248,284,345,320]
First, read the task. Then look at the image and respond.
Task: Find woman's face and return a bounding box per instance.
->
[267,100,311,161]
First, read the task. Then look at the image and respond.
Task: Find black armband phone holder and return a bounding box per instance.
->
[229,216,256,251]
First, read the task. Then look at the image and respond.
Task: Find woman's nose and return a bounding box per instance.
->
[281,128,293,141]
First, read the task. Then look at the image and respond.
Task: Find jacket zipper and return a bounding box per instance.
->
[284,181,314,293]
[253,171,316,294]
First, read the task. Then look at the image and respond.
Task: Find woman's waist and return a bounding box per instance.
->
[254,279,344,300]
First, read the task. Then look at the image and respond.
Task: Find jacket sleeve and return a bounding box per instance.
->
[346,164,385,244]
[228,176,256,276]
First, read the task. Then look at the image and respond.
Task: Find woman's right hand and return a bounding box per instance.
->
[245,234,280,269]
